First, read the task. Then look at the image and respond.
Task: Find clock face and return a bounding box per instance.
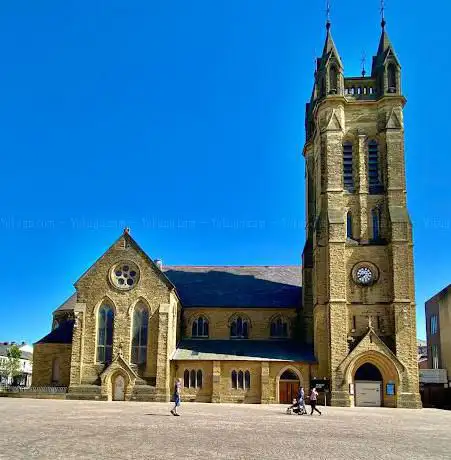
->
[356,266,374,285]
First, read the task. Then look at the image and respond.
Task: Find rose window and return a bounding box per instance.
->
[110,262,139,290]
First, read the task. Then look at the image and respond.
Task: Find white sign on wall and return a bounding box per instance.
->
[419,369,448,384]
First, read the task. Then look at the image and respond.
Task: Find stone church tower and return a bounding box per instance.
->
[302,18,422,408]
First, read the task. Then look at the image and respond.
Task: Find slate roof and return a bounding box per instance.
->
[172,339,315,362]
[164,266,302,308]
[53,266,302,312]
[0,344,33,361]
[35,320,75,345]
[53,293,77,314]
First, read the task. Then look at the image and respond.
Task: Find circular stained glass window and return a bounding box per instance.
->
[110,261,139,290]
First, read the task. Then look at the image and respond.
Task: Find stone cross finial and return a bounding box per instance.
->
[361,51,367,77]
[326,0,331,29]
[367,315,373,329]
[118,342,124,356]
[380,0,386,29]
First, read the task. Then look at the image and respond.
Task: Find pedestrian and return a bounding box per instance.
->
[309,387,322,415]
[170,378,182,416]
[298,386,306,414]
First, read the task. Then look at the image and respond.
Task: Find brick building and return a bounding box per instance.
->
[32,16,421,408]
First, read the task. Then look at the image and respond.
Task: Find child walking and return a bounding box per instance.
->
[170,378,182,416]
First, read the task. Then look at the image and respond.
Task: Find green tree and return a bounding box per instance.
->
[0,345,22,385]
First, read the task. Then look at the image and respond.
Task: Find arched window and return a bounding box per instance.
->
[230,316,249,338]
[231,370,237,389]
[192,316,209,338]
[387,63,397,92]
[238,370,244,389]
[52,319,59,330]
[131,303,149,364]
[231,370,251,390]
[347,211,353,239]
[372,208,381,241]
[368,140,382,194]
[245,370,251,389]
[343,142,354,192]
[319,76,326,97]
[97,304,114,363]
[52,358,60,384]
[184,369,202,388]
[329,65,338,93]
[270,317,289,338]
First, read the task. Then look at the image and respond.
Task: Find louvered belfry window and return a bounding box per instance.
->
[343,142,354,192]
[368,140,382,194]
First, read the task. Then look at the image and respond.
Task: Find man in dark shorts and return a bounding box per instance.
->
[170,378,181,416]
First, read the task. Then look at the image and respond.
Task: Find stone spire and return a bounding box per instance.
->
[372,7,401,94]
[318,19,343,71]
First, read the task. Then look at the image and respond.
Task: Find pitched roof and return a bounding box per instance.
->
[53,293,77,314]
[172,339,315,362]
[35,320,75,345]
[163,266,302,307]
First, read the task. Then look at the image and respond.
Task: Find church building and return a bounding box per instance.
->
[32,15,421,408]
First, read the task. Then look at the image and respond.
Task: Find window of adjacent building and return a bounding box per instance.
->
[431,344,439,369]
[183,369,202,389]
[368,140,382,194]
[372,208,381,241]
[131,303,149,365]
[97,304,114,363]
[231,370,251,390]
[346,211,353,239]
[430,315,438,335]
[270,317,289,338]
[192,316,209,338]
[343,142,354,192]
[230,316,249,339]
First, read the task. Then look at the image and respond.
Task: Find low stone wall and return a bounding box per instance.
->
[0,386,67,399]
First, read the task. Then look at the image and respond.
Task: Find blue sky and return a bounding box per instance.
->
[0,0,449,343]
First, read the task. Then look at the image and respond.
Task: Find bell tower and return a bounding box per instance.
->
[302,13,421,408]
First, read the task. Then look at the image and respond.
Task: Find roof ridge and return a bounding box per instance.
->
[163,265,301,268]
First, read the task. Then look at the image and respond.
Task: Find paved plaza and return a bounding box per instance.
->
[1,399,450,460]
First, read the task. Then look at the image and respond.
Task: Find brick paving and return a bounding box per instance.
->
[1,398,450,459]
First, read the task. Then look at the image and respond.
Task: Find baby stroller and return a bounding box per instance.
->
[286,398,307,415]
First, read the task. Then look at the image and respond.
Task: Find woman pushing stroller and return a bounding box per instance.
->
[286,386,307,415]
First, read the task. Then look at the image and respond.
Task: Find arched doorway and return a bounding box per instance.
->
[278,369,300,404]
[112,374,126,401]
[354,363,382,407]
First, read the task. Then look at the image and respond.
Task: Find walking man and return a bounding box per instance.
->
[309,387,322,415]
[170,378,182,416]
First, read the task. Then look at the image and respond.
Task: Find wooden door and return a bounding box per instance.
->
[279,381,299,404]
